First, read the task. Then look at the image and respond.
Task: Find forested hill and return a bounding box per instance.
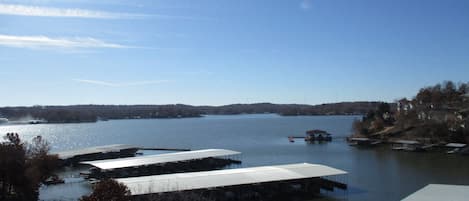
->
[0,102,386,123]
[352,81,469,143]
[199,102,389,116]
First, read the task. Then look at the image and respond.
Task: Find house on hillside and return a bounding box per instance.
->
[397,99,414,115]
[418,111,430,120]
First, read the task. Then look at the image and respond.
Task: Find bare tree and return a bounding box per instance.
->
[80,179,131,201]
[0,133,58,201]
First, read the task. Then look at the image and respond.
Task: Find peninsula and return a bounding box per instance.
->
[352,81,469,145]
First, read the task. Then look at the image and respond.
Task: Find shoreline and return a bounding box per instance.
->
[1,113,364,125]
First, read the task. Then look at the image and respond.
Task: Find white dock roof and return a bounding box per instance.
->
[445,143,467,148]
[81,149,240,170]
[52,144,138,160]
[392,140,420,144]
[350,138,371,141]
[116,163,347,196]
[401,184,469,201]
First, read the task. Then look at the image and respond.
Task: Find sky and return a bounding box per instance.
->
[0,0,468,106]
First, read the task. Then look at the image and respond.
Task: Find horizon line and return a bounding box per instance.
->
[0,101,392,108]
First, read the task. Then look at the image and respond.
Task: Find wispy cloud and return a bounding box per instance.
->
[300,0,312,10]
[0,4,209,20]
[0,3,144,19]
[0,34,128,49]
[73,79,170,87]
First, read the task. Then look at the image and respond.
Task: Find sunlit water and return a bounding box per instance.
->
[1,114,469,201]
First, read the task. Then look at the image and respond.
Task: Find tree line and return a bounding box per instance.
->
[0,102,386,124]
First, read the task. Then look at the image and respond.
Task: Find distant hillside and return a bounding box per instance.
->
[199,102,390,116]
[0,102,385,124]
[0,104,201,123]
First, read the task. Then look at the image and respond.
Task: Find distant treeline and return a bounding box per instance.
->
[0,105,201,123]
[199,102,391,116]
[0,102,387,123]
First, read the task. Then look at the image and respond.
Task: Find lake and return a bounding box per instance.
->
[1,114,468,201]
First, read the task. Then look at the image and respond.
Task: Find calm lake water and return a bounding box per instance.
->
[1,114,469,201]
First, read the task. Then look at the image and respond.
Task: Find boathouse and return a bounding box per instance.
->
[445,143,467,154]
[305,130,332,142]
[81,149,241,179]
[391,140,424,152]
[116,163,348,201]
[52,144,140,166]
[348,137,382,146]
[401,184,469,201]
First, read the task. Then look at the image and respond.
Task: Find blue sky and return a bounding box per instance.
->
[0,0,468,106]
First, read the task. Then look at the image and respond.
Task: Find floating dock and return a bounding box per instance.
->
[116,163,347,201]
[80,149,242,179]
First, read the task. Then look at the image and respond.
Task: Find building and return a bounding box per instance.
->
[80,149,241,179]
[116,163,348,201]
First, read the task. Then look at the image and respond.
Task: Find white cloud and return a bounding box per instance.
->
[73,79,170,87]
[0,4,208,20]
[300,0,312,10]
[0,34,128,49]
[0,3,143,19]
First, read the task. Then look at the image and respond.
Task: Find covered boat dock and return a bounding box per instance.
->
[81,149,241,179]
[348,137,382,146]
[305,129,332,142]
[445,143,468,154]
[116,163,347,201]
[401,184,469,201]
[391,140,424,152]
[52,144,140,165]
